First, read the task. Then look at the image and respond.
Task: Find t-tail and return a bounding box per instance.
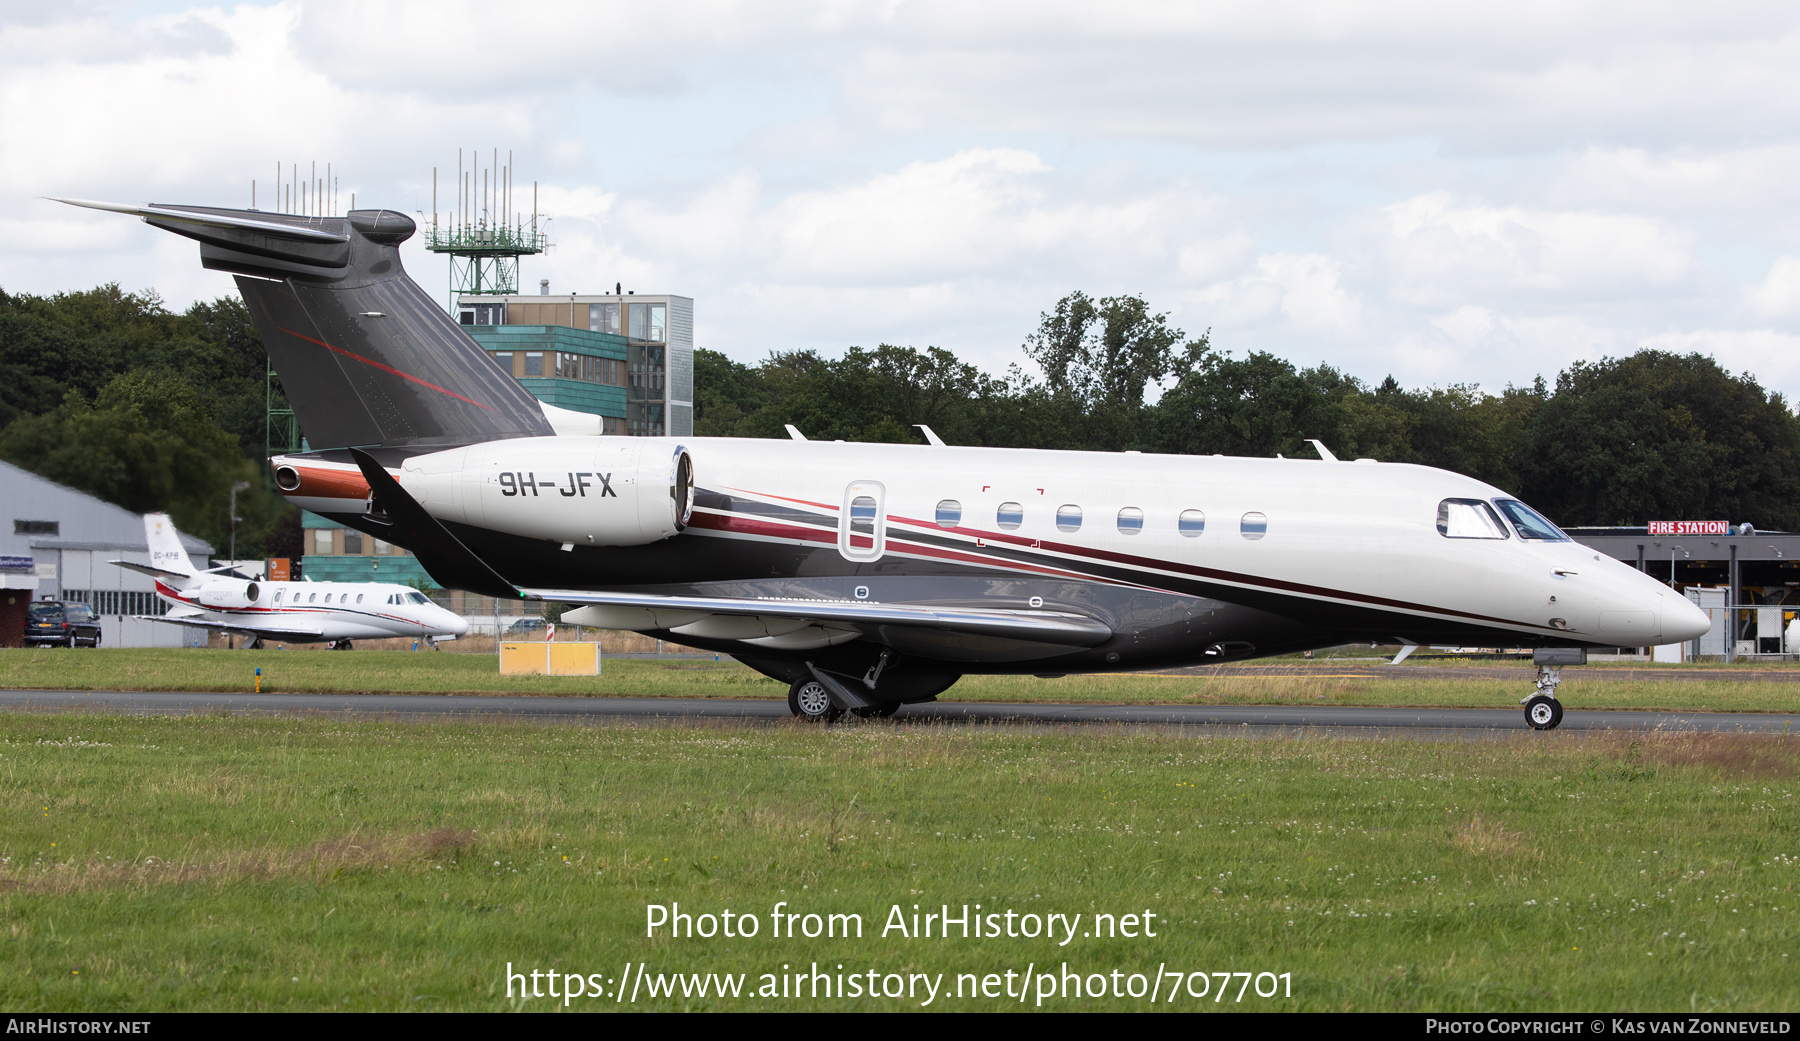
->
[49,198,553,453]
[144,513,196,576]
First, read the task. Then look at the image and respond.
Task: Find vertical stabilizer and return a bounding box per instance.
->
[144,513,196,576]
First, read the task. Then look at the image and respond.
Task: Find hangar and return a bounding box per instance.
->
[1567,526,1800,659]
[0,460,212,648]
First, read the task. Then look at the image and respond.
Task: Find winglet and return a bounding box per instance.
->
[347,448,520,600]
[915,424,947,447]
[1306,439,1339,462]
[784,424,808,441]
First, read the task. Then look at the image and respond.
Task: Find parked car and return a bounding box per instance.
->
[26,599,101,648]
[505,617,547,634]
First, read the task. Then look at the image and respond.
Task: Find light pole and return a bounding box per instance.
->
[229,480,252,566]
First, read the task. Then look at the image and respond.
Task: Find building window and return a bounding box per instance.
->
[589,302,621,336]
[373,539,389,554]
[628,302,666,342]
[491,352,513,373]
[315,529,334,554]
[13,520,58,536]
[460,303,505,325]
[343,530,363,554]
[524,352,544,376]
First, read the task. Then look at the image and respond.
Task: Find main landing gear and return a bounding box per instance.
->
[787,654,907,722]
[1521,647,1584,730]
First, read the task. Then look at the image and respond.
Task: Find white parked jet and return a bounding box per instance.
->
[113,514,469,649]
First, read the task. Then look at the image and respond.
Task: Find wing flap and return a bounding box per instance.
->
[135,616,325,638]
[525,588,1113,647]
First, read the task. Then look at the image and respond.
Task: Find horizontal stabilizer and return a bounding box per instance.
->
[110,560,190,581]
[49,198,347,242]
[521,588,1114,647]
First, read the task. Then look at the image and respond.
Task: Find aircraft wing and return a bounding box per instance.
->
[110,560,189,581]
[520,588,1114,647]
[135,615,325,638]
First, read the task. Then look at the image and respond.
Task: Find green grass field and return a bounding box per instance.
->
[0,712,1793,1011]
[2,648,1800,714]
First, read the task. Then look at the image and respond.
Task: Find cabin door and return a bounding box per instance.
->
[838,481,887,562]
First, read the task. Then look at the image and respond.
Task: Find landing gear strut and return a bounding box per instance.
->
[1522,647,1584,730]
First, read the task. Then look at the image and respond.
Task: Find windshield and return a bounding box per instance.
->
[1492,499,1570,541]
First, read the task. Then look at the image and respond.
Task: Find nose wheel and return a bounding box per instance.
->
[1523,694,1563,729]
[1521,661,1566,730]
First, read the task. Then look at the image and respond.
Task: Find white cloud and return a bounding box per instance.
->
[1639,328,1800,400]
[1744,257,1800,320]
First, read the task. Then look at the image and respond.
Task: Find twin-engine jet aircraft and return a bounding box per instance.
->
[114,513,468,648]
[60,197,1710,727]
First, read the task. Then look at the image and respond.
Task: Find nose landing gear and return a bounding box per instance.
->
[1522,647,1584,729]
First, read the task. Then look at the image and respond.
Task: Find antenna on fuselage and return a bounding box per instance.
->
[784,425,808,441]
[1306,439,1339,462]
[915,424,946,447]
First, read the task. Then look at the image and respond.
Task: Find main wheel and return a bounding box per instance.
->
[1523,694,1563,730]
[852,702,900,719]
[788,678,841,722]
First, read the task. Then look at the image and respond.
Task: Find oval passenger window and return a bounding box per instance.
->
[1178,510,1205,537]
[1056,505,1082,532]
[308,593,317,603]
[1117,507,1144,534]
[356,594,364,603]
[996,502,1024,530]
[1241,512,1268,540]
[936,500,962,528]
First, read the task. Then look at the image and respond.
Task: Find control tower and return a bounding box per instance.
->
[424,149,547,308]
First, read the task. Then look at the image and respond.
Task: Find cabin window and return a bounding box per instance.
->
[996,502,1024,530]
[936,500,962,528]
[1178,510,1205,537]
[837,481,886,562]
[274,591,283,604]
[1056,505,1083,532]
[356,594,363,603]
[1492,499,1570,541]
[1438,499,1509,539]
[1241,512,1268,540]
[308,592,317,603]
[524,352,544,376]
[1117,507,1144,534]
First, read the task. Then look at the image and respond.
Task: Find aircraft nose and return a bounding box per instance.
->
[445,610,470,636]
[1664,594,1711,643]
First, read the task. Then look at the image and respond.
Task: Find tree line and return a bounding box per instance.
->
[3,283,1797,547]
[698,291,1800,531]
[0,284,298,560]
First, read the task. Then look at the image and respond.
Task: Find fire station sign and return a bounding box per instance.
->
[1647,521,1729,535]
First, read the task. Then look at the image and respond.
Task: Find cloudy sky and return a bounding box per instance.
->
[6,1,1800,399]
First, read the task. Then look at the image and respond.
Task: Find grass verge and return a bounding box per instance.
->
[0,713,1793,1011]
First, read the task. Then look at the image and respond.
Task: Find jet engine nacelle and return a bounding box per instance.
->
[195,580,261,610]
[397,437,694,547]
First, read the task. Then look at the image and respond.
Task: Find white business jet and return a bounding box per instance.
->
[113,514,468,649]
[66,196,1711,726]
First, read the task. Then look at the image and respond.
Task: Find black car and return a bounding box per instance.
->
[26,600,102,648]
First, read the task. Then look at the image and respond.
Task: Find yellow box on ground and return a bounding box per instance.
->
[499,643,545,675]
[548,642,600,676]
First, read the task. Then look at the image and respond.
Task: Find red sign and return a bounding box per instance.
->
[1647,521,1729,536]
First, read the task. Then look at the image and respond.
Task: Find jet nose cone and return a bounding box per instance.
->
[1665,595,1711,644]
[445,611,470,636]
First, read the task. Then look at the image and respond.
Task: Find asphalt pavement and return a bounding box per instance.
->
[0,689,1792,735]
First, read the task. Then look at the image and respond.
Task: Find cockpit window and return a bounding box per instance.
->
[1492,499,1570,541]
[1437,498,1509,539]
[407,591,430,604]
